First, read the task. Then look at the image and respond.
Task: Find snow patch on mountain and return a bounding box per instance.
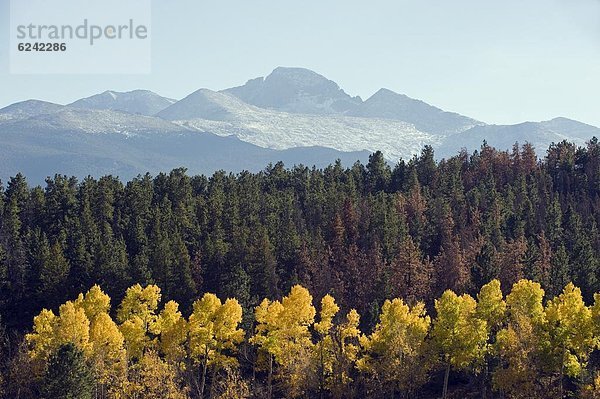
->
[8,108,189,136]
[0,100,65,121]
[69,90,176,116]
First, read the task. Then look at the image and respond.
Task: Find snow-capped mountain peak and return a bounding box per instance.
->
[1,66,598,178]
[224,67,362,115]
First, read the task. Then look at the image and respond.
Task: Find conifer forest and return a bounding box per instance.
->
[3,141,600,398]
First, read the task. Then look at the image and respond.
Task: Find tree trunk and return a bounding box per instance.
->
[559,346,565,399]
[200,357,208,399]
[442,362,450,399]
[209,363,218,399]
[319,342,325,399]
[481,361,488,399]
[267,354,273,399]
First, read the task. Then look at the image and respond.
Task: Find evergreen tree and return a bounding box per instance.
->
[41,343,93,399]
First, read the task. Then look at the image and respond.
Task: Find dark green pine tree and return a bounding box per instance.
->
[247,227,279,301]
[38,240,70,310]
[170,232,197,311]
[93,226,130,301]
[549,244,570,299]
[123,174,153,285]
[415,145,437,189]
[65,178,100,294]
[41,343,94,399]
[43,175,78,240]
[545,196,563,247]
[1,176,30,326]
[0,243,7,307]
[366,151,391,193]
[472,240,499,290]
[564,206,599,301]
[530,232,552,290]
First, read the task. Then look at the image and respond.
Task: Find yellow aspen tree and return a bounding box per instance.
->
[26,298,92,384]
[357,298,430,398]
[313,294,339,397]
[251,298,284,399]
[476,279,506,333]
[591,292,600,335]
[124,350,189,399]
[475,279,506,398]
[89,312,127,397]
[28,286,126,398]
[329,308,361,399]
[26,309,57,362]
[52,300,91,356]
[431,290,487,399]
[158,300,188,366]
[188,293,221,398]
[493,279,548,398]
[188,293,244,399]
[250,285,316,399]
[78,285,127,398]
[545,283,595,397]
[77,284,111,320]
[117,284,162,359]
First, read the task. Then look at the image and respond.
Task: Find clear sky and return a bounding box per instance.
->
[1,0,599,126]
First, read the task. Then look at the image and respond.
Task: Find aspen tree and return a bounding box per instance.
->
[431,290,487,399]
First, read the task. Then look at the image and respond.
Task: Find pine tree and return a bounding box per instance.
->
[38,241,70,308]
[41,343,93,399]
[390,236,432,304]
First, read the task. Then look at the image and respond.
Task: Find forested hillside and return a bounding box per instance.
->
[2,139,600,397]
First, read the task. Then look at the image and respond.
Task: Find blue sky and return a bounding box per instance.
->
[1,0,599,126]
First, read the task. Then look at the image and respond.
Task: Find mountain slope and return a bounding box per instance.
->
[69,90,175,116]
[437,118,600,158]
[157,88,437,161]
[6,107,188,135]
[0,100,64,121]
[157,89,255,121]
[0,108,369,184]
[348,88,481,135]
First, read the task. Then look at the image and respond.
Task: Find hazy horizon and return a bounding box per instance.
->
[1,0,599,126]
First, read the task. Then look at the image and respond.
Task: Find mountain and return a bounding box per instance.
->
[1,66,599,183]
[224,67,361,115]
[538,117,600,142]
[348,88,482,135]
[158,88,437,161]
[7,107,187,135]
[157,89,255,121]
[0,106,368,184]
[0,100,64,121]
[69,90,175,116]
[437,118,600,158]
